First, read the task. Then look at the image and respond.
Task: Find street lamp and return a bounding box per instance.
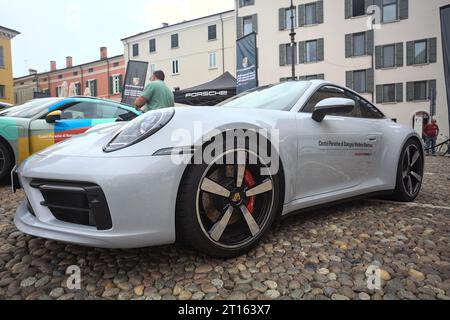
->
[289,0,297,80]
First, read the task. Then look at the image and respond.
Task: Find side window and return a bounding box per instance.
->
[302,86,363,118]
[61,102,99,120]
[302,86,347,113]
[359,98,385,119]
[115,108,138,121]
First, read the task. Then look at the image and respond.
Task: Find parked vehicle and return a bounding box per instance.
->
[0,97,140,180]
[14,81,424,258]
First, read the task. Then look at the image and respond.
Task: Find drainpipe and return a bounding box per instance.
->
[80,66,84,96]
[106,57,111,99]
[221,13,225,74]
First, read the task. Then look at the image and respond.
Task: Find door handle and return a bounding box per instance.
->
[367,135,378,142]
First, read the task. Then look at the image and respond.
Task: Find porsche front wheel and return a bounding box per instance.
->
[176,149,281,258]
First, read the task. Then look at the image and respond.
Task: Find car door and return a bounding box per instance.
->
[295,85,383,200]
[29,101,133,154]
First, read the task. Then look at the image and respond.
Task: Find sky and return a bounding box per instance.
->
[0,0,235,77]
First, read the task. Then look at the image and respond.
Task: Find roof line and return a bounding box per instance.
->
[121,9,235,41]
[0,25,20,35]
[14,54,124,80]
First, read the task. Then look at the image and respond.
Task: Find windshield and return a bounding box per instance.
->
[219,81,311,111]
[0,98,62,119]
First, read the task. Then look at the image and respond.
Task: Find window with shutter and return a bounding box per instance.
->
[428,38,437,63]
[353,33,366,56]
[306,40,318,63]
[382,0,398,23]
[208,25,217,41]
[237,17,243,39]
[132,44,139,57]
[316,0,324,24]
[305,3,317,25]
[171,34,179,48]
[414,40,427,64]
[0,46,4,67]
[243,16,253,36]
[396,83,403,102]
[353,0,366,17]
[382,45,395,68]
[149,39,156,53]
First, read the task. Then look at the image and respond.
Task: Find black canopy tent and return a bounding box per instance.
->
[174,72,237,106]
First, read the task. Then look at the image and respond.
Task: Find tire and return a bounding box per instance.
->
[0,141,14,183]
[391,139,424,202]
[176,144,281,258]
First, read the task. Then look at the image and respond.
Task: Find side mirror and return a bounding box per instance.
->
[312,98,355,122]
[45,110,62,124]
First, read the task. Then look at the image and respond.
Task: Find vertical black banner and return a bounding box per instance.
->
[441,5,450,134]
[236,32,258,94]
[121,60,149,106]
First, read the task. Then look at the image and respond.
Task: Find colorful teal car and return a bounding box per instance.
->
[0,97,140,181]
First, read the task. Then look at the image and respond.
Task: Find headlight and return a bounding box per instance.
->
[103,108,175,153]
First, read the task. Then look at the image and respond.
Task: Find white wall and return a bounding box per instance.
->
[123,11,236,91]
[237,0,449,139]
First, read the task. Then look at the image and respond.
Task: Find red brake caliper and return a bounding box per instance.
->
[244,170,256,214]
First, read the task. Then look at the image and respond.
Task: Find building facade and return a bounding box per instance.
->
[0,26,20,105]
[236,0,449,137]
[122,10,236,91]
[14,47,125,105]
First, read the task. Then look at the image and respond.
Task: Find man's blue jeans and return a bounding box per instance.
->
[425,137,437,155]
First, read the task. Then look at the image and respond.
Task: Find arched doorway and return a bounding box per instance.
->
[412,111,430,137]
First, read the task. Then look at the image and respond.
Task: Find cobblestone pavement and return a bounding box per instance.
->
[0,157,449,300]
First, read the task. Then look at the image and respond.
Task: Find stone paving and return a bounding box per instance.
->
[0,157,449,300]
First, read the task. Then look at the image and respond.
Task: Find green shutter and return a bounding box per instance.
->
[345,34,353,58]
[399,0,409,20]
[93,80,98,97]
[406,41,414,65]
[298,41,306,64]
[406,82,414,101]
[366,30,374,55]
[396,83,403,102]
[375,46,383,69]
[298,5,305,27]
[345,0,352,19]
[316,0,324,24]
[109,76,113,95]
[346,71,354,89]
[376,85,383,103]
[279,44,286,66]
[279,8,286,30]
[236,17,243,39]
[366,69,374,93]
[317,38,324,61]
[118,74,123,93]
[252,14,258,33]
[428,80,436,100]
[395,43,404,67]
[428,38,437,63]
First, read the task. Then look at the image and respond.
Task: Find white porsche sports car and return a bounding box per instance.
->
[14,81,424,258]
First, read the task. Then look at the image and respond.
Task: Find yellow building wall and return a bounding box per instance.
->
[0,36,14,104]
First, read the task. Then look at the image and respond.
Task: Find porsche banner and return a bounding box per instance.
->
[441,5,450,133]
[121,60,149,106]
[236,32,258,94]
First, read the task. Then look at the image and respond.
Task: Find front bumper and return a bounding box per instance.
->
[14,153,188,249]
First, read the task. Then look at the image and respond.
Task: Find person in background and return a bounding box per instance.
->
[423,118,440,156]
[134,70,175,112]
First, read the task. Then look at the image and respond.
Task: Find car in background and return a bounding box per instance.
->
[0,97,141,181]
[0,102,13,110]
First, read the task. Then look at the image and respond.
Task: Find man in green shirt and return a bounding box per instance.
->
[134,70,175,112]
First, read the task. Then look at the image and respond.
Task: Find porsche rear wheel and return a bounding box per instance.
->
[176,148,281,258]
[391,139,424,202]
